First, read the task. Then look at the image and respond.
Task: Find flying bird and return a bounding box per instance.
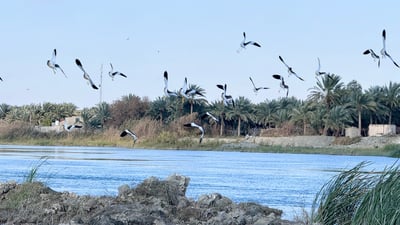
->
[272,74,289,97]
[179,77,205,100]
[217,84,235,107]
[315,57,329,76]
[201,111,219,123]
[109,63,127,80]
[249,77,269,93]
[75,59,99,90]
[380,29,399,68]
[120,129,138,144]
[63,120,82,132]
[183,122,204,143]
[163,71,178,97]
[278,56,304,81]
[47,49,67,78]
[237,32,261,53]
[363,49,380,68]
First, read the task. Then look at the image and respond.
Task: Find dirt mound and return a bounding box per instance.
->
[0,174,301,225]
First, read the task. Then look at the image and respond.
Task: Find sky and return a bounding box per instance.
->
[1,0,400,109]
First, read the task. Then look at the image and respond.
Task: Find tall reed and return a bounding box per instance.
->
[311,161,400,225]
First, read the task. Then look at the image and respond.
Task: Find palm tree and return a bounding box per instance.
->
[349,92,376,136]
[290,100,313,135]
[225,96,253,136]
[323,105,353,136]
[382,82,400,124]
[254,100,279,128]
[147,97,169,123]
[365,86,388,124]
[308,74,345,135]
[93,102,111,128]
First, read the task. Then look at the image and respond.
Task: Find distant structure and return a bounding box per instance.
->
[368,124,396,136]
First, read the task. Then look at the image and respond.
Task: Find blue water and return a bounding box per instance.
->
[0,144,398,219]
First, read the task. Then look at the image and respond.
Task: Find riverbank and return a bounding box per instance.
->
[1,134,400,157]
[0,174,301,225]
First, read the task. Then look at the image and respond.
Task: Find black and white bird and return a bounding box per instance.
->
[163,71,178,97]
[315,57,329,76]
[238,32,261,52]
[363,49,380,67]
[179,77,205,100]
[249,77,269,93]
[120,129,138,144]
[380,29,399,68]
[217,84,235,107]
[47,49,67,78]
[201,111,219,123]
[272,74,289,97]
[63,121,82,132]
[109,63,127,80]
[278,56,304,81]
[75,59,99,90]
[183,122,204,143]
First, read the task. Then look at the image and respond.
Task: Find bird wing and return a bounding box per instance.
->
[164,71,168,88]
[55,64,67,78]
[386,54,400,68]
[51,49,57,63]
[382,29,386,50]
[249,77,257,89]
[279,56,290,69]
[363,49,371,55]
[272,74,282,80]
[87,76,99,90]
[247,41,261,47]
[75,59,86,74]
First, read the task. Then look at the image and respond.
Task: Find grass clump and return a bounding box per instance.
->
[24,156,48,183]
[311,161,400,225]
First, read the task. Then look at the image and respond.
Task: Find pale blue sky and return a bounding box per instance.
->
[1,1,399,109]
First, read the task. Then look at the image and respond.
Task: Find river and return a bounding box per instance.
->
[0,144,398,219]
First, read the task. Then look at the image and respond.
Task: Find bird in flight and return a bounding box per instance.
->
[201,111,219,123]
[47,49,67,78]
[183,122,204,143]
[272,74,289,97]
[109,63,127,80]
[163,71,178,97]
[237,32,261,53]
[249,77,269,94]
[179,77,205,100]
[63,120,82,132]
[363,49,380,68]
[278,56,304,81]
[120,129,138,145]
[315,57,329,76]
[217,84,235,107]
[380,29,399,68]
[75,59,99,90]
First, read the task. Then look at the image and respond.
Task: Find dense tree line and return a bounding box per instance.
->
[2,74,400,137]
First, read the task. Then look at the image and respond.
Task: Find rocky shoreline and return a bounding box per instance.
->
[0,174,301,225]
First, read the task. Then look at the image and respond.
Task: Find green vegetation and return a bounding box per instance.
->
[1,77,400,157]
[24,156,48,183]
[311,161,400,225]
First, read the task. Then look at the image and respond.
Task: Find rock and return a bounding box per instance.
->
[0,174,299,225]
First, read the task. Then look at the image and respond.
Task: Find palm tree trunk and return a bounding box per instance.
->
[358,110,362,136]
[237,117,241,136]
[389,111,392,124]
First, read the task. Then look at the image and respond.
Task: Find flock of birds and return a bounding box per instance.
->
[45,29,399,145]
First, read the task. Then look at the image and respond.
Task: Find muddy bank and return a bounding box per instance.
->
[0,174,301,225]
